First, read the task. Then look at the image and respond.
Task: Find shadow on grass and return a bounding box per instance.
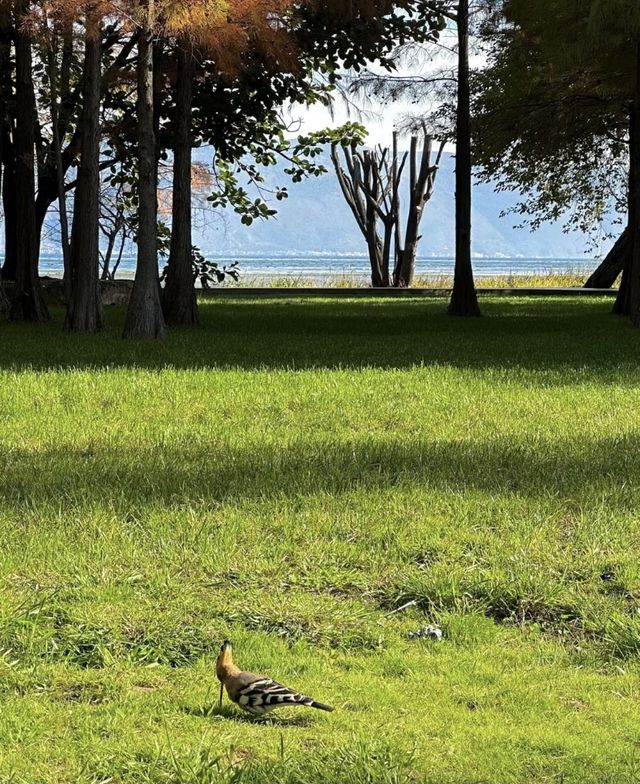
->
[0,298,636,378]
[1,432,639,509]
[182,703,316,726]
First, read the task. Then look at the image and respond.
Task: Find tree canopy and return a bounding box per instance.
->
[473,0,631,234]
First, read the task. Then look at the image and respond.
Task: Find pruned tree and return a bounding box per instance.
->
[331,130,444,287]
[332,141,393,287]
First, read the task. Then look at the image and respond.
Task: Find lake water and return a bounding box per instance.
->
[31,254,596,282]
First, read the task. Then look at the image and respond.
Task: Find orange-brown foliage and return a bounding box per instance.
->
[161,0,298,76]
[11,0,406,83]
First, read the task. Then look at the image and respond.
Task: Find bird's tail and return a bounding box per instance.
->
[309,700,334,712]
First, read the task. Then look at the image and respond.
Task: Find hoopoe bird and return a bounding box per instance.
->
[216,640,334,715]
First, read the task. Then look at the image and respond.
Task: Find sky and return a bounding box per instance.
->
[286,30,464,150]
[291,100,400,147]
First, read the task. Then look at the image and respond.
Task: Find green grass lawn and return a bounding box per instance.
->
[1,296,640,783]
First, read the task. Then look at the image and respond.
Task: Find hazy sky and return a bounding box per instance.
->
[288,32,462,148]
[291,100,399,147]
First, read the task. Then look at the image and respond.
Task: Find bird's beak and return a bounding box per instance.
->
[219,680,224,709]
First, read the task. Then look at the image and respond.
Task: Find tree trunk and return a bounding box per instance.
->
[448,0,481,317]
[585,229,628,289]
[366,154,389,287]
[394,136,438,288]
[10,5,48,321]
[1,135,17,280]
[123,0,166,339]
[162,44,198,326]
[615,42,640,323]
[34,27,81,265]
[330,144,391,288]
[65,18,104,332]
[367,232,387,287]
[0,24,17,282]
[0,25,6,221]
[46,25,72,303]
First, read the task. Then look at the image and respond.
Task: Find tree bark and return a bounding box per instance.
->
[364,151,389,286]
[394,135,441,288]
[65,16,104,332]
[0,24,6,222]
[448,0,481,317]
[162,44,198,325]
[123,0,167,339]
[615,42,640,323]
[393,136,418,288]
[10,4,48,321]
[0,24,17,282]
[1,134,17,280]
[46,24,72,303]
[585,229,628,289]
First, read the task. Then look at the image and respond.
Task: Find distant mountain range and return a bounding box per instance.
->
[191,149,614,260]
[35,148,615,262]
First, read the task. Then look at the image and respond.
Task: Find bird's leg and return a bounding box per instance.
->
[219,681,224,709]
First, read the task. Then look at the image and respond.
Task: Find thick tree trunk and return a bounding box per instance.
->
[449,0,481,317]
[162,45,198,326]
[65,19,103,332]
[368,234,387,287]
[123,0,166,339]
[585,229,629,289]
[394,137,417,288]
[1,136,17,280]
[10,7,48,321]
[0,25,17,282]
[615,43,640,323]
[0,25,5,221]
[46,27,72,303]
[394,137,434,288]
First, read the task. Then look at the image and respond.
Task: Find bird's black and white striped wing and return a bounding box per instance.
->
[235,678,316,714]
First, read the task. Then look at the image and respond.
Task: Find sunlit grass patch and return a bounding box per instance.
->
[0,297,639,782]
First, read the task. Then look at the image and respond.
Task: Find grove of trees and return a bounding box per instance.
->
[2,0,640,334]
[0,0,444,337]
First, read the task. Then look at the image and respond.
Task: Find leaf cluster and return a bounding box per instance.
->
[473,0,635,233]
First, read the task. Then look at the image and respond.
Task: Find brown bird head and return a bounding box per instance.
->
[216,639,237,681]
